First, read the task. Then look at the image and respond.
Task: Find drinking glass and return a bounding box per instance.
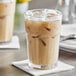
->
[24,9,62,70]
[0,0,16,42]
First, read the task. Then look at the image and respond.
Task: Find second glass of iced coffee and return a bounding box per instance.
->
[24,9,62,70]
[0,0,15,42]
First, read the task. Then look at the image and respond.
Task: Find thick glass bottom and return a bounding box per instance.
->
[0,39,12,44]
[28,61,57,70]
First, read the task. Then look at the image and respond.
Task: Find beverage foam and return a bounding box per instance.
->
[25,9,62,21]
[0,0,13,3]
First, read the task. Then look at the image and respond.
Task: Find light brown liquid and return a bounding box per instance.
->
[0,1,15,42]
[25,9,62,69]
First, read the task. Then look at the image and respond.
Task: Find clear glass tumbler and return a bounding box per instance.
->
[24,9,62,70]
[0,0,16,42]
[71,0,76,23]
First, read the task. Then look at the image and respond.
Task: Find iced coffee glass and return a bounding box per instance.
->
[0,0,15,42]
[24,9,62,70]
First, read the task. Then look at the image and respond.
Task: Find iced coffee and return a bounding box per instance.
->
[24,9,62,70]
[0,0,15,42]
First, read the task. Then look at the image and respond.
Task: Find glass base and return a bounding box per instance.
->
[0,39,12,44]
[28,61,57,70]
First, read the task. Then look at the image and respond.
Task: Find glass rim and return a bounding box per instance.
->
[0,0,14,3]
[24,9,62,21]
